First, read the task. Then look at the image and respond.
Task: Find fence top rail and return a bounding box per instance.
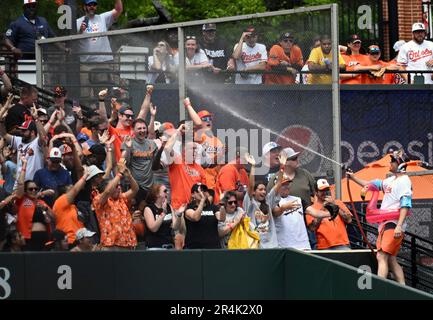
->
[36,4,333,45]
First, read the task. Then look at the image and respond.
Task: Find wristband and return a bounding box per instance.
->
[99,98,105,102]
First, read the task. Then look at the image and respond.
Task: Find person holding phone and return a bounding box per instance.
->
[305,179,352,250]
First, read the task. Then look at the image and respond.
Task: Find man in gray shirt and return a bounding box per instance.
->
[122,118,157,203]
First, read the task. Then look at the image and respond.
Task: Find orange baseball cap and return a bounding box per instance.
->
[197,110,213,119]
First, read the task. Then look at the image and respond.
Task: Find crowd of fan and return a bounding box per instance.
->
[0,82,355,252]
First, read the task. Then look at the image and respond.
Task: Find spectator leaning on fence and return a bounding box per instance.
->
[265,32,304,85]
[397,22,433,84]
[307,34,345,84]
[340,34,369,84]
[231,26,268,84]
[4,0,56,60]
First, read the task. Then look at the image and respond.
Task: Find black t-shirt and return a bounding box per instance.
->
[144,203,174,248]
[199,39,231,83]
[5,103,31,132]
[185,202,220,249]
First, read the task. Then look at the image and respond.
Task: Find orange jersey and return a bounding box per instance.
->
[53,194,84,244]
[341,54,369,84]
[168,157,206,210]
[265,44,303,84]
[109,125,133,162]
[361,60,393,84]
[16,197,49,239]
[306,199,350,249]
[214,163,249,204]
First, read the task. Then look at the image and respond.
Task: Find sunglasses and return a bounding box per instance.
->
[201,116,212,122]
[369,50,380,54]
[121,113,134,119]
[227,200,237,205]
[282,39,293,43]
[86,3,97,7]
[27,187,38,192]
[158,43,166,47]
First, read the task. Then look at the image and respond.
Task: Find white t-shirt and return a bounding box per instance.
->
[185,49,209,66]
[274,195,311,250]
[397,40,433,84]
[147,55,175,84]
[377,175,412,232]
[76,11,115,62]
[243,189,278,248]
[11,136,44,187]
[234,42,267,84]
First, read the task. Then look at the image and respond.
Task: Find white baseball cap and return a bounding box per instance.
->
[76,228,96,240]
[49,147,62,159]
[393,40,406,52]
[24,0,37,4]
[283,147,300,160]
[262,142,281,155]
[317,178,330,191]
[412,22,426,32]
[86,165,105,181]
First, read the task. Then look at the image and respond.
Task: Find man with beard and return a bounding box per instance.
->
[307,34,345,84]
[199,23,233,83]
[5,85,38,134]
[4,0,56,60]
[76,0,123,98]
[231,26,267,84]
[0,119,45,188]
[398,22,433,84]
[122,119,157,204]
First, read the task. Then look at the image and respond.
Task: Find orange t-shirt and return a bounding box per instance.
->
[306,199,350,249]
[341,54,369,84]
[361,60,393,84]
[53,194,84,244]
[92,193,137,248]
[265,44,304,84]
[16,197,49,239]
[215,163,249,202]
[168,156,206,210]
[109,125,133,161]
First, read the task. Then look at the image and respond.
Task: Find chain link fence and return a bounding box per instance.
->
[37,6,338,178]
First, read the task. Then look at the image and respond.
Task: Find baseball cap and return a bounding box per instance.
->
[202,23,216,31]
[412,22,426,32]
[76,228,96,240]
[37,108,47,115]
[347,34,361,44]
[84,0,97,4]
[86,165,105,181]
[191,183,209,193]
[53,85,67,97]
[262,142,282,155]
[393,40,406,52]
[317,178,330,191]
[76,132,89,142]
[197,110,213,119]
[280,32,293,41]
[18,120,36,131]
[283,147,300,160]
[49,147,62,159]
[245,26,257,35]
[24,0,37,5]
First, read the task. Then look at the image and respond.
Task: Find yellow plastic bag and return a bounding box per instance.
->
[228,216,260,249]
